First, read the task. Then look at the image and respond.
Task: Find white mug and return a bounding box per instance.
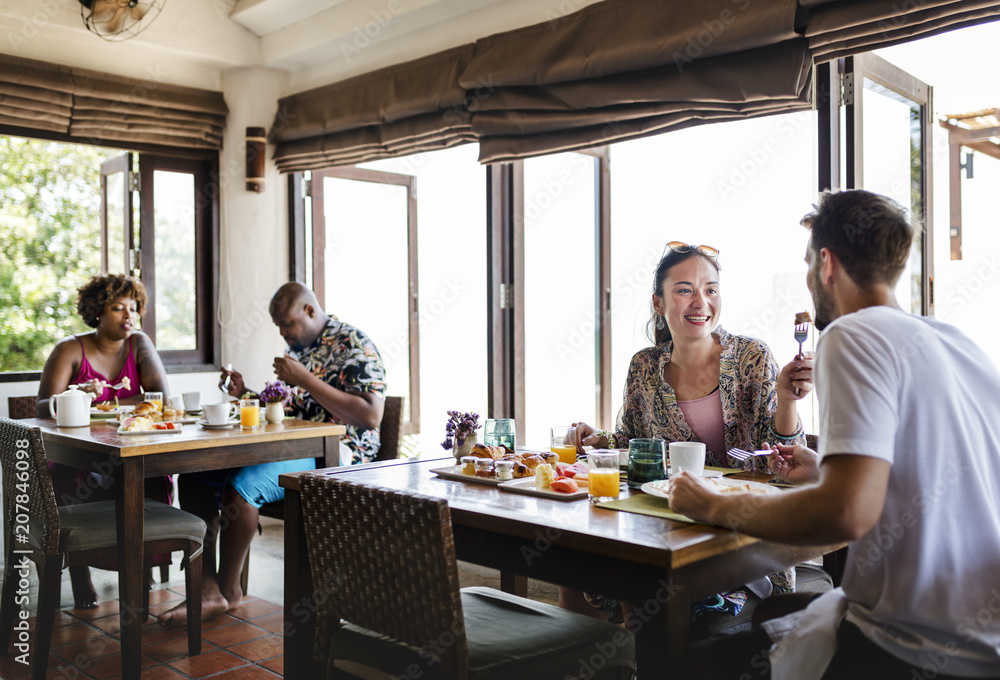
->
[669,441,706,477]
[182,391,202,411]
[203,402,236,425]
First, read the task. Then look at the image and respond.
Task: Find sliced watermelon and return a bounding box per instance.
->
[550,478,579,493]
[555,462,574,477]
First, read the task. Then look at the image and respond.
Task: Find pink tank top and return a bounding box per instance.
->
[677,388,726,459]
[73,335,141,402]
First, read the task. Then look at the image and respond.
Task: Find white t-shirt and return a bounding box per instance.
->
[816,306,1000,676]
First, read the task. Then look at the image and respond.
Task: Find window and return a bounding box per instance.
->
[0,136,218,376]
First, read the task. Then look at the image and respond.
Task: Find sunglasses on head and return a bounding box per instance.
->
[665,241,720,260]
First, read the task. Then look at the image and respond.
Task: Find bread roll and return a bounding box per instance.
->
[133,401,157,417]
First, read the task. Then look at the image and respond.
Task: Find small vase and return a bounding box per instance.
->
[264,402,285,424]
[453,432,477,461]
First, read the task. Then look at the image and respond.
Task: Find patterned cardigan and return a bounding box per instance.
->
[610,327,804,593]
[610,326,804,472]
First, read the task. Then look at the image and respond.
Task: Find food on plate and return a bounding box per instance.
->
[132,401,160,418]
[161,407,184,422]
[521,454,546,470]
[121,415,154,432]
[512,462,531,478]
[471,443,507,460]
[152,422,178,430]
[534,463,555,489]
[706,478,772,495]
[94,401,117,412]
[550,477,580,494]
[794,310,812,324]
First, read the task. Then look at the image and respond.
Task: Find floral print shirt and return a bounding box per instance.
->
[286,315,386,465]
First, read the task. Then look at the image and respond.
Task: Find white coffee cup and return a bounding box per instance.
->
[669,441,706,477]
[203,402,235,425]
[182,391,202,411]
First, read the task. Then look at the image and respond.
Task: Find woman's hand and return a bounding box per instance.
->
[767,442,820,485]
[776,352,813,402]
[79,379,105,397]
[570,422,610,452]
[667,472,720,524]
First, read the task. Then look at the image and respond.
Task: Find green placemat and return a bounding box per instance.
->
[595,494,700,524]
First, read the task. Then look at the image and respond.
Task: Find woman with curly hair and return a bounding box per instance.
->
[35,273,171,608]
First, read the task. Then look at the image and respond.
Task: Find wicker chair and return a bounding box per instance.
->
[6,396,36,419]
[299,475,636,680]
[0,418,206,679]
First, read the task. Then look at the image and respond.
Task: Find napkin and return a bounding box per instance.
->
[762,587,847,680]
[595,494,698,523]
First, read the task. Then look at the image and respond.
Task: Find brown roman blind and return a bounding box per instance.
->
[803,0,1000,62]
[458,0,812,163]
[271,45,476,171]
[0,54,227,150]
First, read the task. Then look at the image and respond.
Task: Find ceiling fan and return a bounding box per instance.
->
[78,0,167,41]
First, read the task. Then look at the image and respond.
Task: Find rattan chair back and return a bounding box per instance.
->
[374,395,404,461]
[7,396,36,419]
[300,475,468,678]
[0,418,60,556]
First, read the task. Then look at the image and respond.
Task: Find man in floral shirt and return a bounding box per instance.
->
[160,282,385,627]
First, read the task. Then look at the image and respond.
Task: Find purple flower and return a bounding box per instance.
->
[441,410,481,450]
[260,380,291,404]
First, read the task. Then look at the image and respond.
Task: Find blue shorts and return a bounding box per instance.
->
[192,457,316,509]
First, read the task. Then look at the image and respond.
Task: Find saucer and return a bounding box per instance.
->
[198,419,238,429]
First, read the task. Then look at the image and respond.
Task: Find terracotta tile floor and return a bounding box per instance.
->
[0,588,285,680]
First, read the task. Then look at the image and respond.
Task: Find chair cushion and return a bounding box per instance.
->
[29,500,206,553]
[326,586,635,680]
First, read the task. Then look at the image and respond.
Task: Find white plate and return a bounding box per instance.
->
[498,477,589,501]
[198,419,239,429]
[91,405,132,417]
[642,476,779,500]
[429,464,506,485]
[117,423,183,435]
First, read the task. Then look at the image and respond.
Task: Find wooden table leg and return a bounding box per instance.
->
[500,571,528,597]
[115,456,144,680]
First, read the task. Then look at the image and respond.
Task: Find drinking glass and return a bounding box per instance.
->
[588,450,621,503]
[143,391,163,411]
[627,438,666,488]
[550,426,577,464]
[240,398,260,430]
[668,441,706,477]
[483,418,516,449]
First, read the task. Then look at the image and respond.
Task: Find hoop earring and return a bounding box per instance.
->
[655,315,665,330]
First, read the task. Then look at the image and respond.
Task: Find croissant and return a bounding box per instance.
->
[471,443,505,460]
[512,462,531,478]
[521,454,546,470]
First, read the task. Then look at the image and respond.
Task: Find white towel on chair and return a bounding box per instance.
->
[762,587,848,680]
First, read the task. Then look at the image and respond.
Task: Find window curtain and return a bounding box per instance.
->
[803,0,1000,62]
[271,45,476,172]
[459,0,811,163]
[0,54,227,150]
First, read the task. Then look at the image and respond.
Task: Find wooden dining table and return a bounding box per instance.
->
[280,456,842,679]
[21,416,345,680]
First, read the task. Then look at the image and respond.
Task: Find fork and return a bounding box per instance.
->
[99,377,131,392]
[793,321,809,396]
[727,447,772,461]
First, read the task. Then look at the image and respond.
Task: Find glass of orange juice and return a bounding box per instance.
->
[550,425,578,464]
[587,450,621,503]
[239,398,260,429]
[143,391,163,411]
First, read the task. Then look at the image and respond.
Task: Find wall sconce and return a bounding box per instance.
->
[246,126,266,192]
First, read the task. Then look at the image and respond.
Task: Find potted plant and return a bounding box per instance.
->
[442,410,481,460]
[260,380,291,424]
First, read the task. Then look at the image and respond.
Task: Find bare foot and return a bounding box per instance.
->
[221,585,243,613]
[70,566,98,609]
[158,592,229,627]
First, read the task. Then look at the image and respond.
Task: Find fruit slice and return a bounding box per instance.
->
[550,478,579,493]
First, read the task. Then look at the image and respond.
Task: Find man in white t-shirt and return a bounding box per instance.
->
[670,189,1000,679]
